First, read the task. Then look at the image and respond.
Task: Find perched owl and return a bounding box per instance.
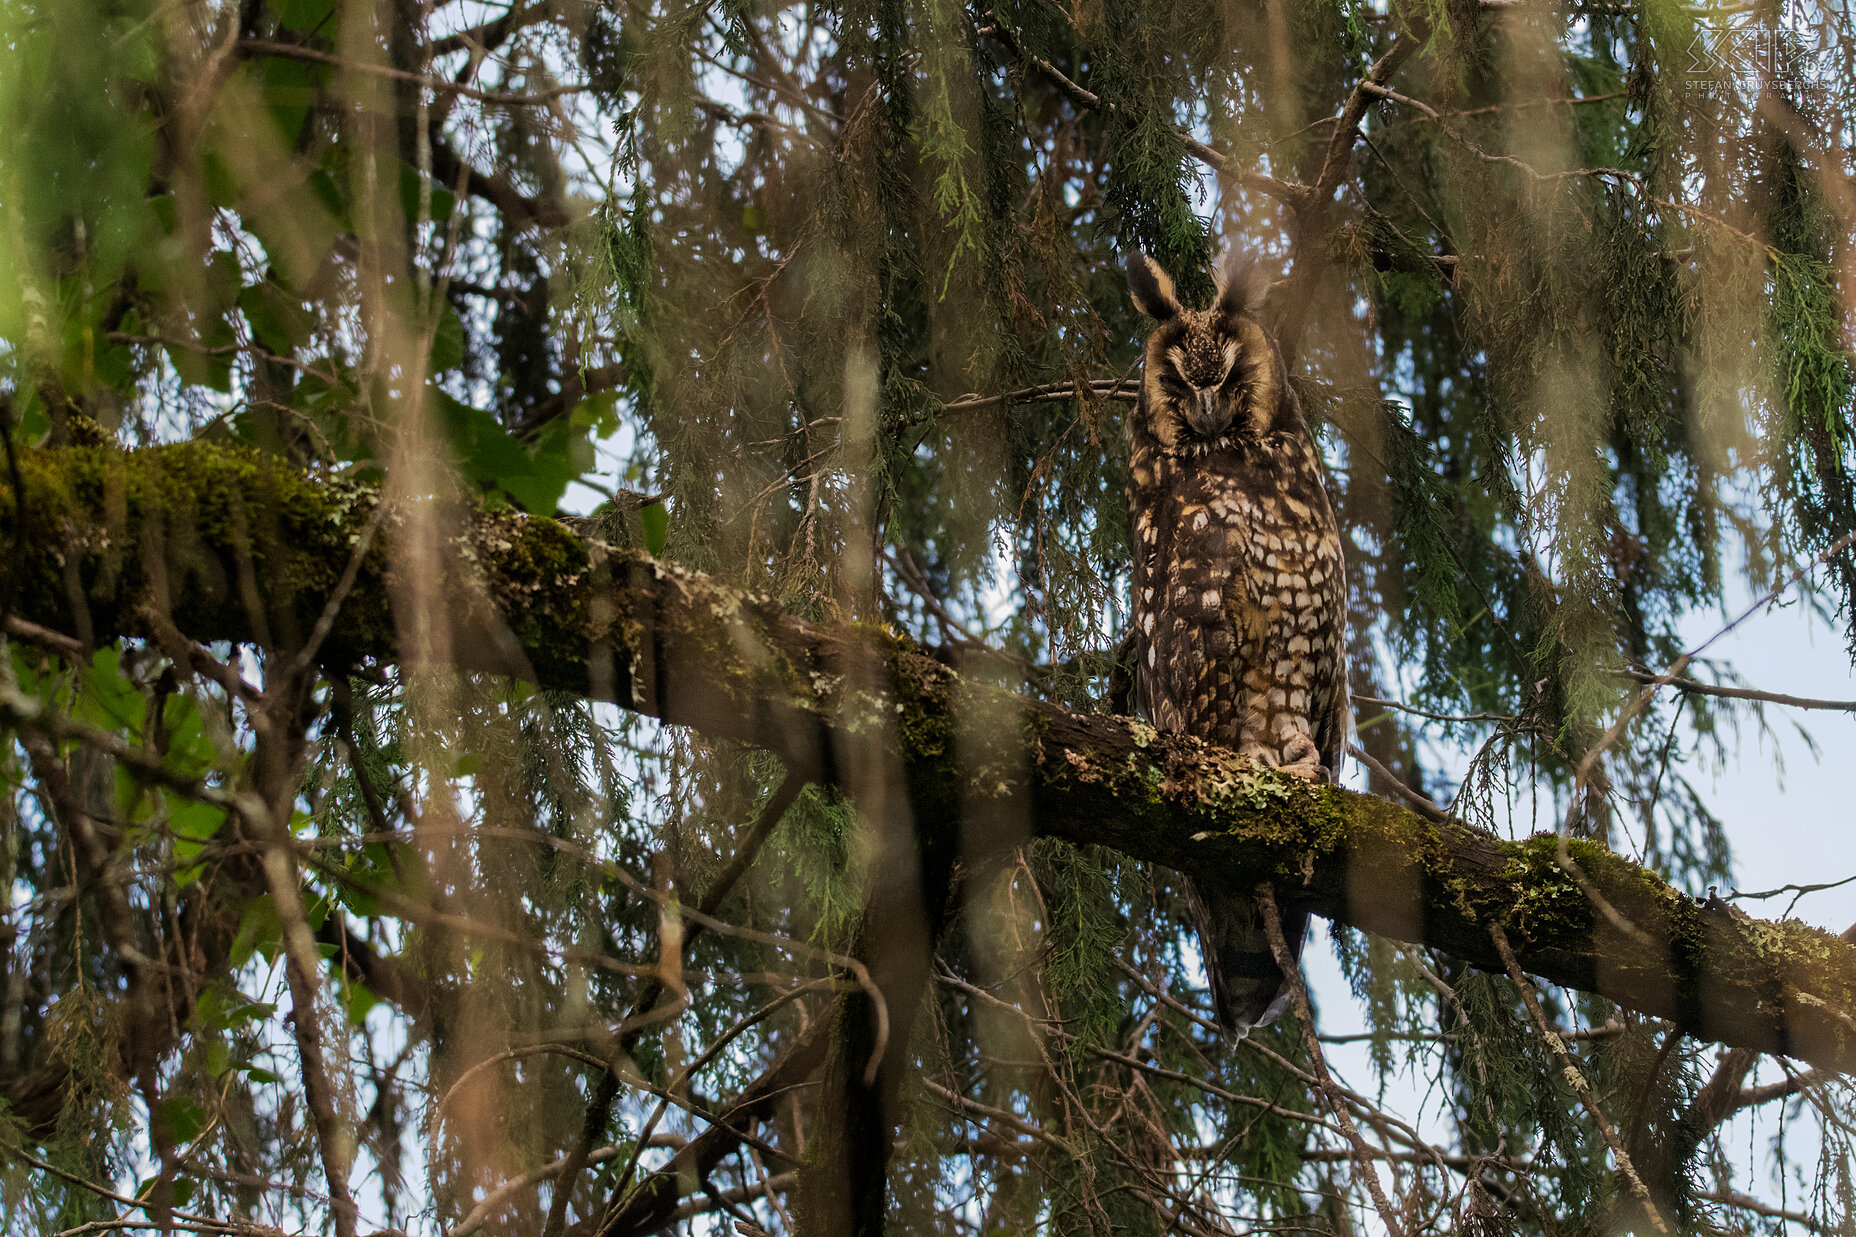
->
[1125,249,1349,1037]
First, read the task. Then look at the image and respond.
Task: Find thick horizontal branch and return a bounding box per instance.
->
[7,442,1856,1073]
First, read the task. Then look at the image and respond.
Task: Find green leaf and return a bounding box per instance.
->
[171,798,228,888]
[269,0,337,31]
[165,315,235,393]
[640,500,668,556]
[230,895,283,969]
[436,390,586,513]
[75,647,143,733]
[306,167,351,232]
[239,282,311,355]
[170,798,224,843]
[199,150,239,209]
[337,880,379,918]
[570,390,623,437]
[147,193,177,235]
[340,977,380,1025]
[163,1095,206,1144]
[253,53,327,146]
[161,692,218,776]
[399,157,457,225]
[227,1000,278,1028]
[205,250,243,309]
[196,988,279,1037]
[92,341,134,390]
[429,305,466,374]
[195,989,228,1033]
[16,392,50,445]
[114,765,152,825]
[244,169,343,290]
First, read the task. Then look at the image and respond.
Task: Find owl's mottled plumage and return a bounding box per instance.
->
[1125,250,1350,1036]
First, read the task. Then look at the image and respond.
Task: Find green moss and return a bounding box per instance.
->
[5,442,385,653]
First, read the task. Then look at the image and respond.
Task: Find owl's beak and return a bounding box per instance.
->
[1187,387,1231,438]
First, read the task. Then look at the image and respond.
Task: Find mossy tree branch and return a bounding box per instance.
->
[6,441,1856,1076]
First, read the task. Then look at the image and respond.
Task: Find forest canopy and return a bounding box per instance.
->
[2,0,1856,1235]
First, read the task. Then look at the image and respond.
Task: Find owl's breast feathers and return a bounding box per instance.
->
[1129,430,1348,775]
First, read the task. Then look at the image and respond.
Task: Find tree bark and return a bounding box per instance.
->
[6,440,1856,1078]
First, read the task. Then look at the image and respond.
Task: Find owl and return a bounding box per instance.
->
[1125,249,1350,1036]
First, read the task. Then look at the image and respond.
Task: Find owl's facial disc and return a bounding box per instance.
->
[1162,336,1239,441]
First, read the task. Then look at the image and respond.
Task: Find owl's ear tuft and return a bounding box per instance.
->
[1128,253,1181,321]
[1214,249,1272,319]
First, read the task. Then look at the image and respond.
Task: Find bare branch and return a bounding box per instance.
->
[1621,665,1856,713]
[1489,923,1670,1236]
[238,40,588,106]
[1347,742,1449,822]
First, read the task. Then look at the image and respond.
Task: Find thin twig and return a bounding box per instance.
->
[1089,1048,1341,1134]
[1353,692,1518,725]
[1348,742,1449,822]
[1360,80,1766,249]
[4,615,85,659]
[541,772,810,1237]
[285,500,390,686]
[1732,1064,1837,1113]
[1309,36,1418,207]
[1620,666,1856,713]
[609,979,831,1203]
[237,39,586,105]
[447,1146,623,1237]
[238,784,360,1237]
[1488,922,1672,1236]
[1257,887,1408,1237]
[1565,529,1856,814]
[1556,530,1856,939]
[976,21,1300,203]
[0,679,236,809]
[4,1139,291,1235]
[1696,1189,1833,1232]
[942,378,1142,414]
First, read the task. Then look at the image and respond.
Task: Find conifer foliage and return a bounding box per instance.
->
[0,0,1853,1234]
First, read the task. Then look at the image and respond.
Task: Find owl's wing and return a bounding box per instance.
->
[1311,532,1350,779]
[1132,647,1156,723]
[1129,476,1162,726]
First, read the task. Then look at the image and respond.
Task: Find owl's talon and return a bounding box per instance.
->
[1279,735,1324,782]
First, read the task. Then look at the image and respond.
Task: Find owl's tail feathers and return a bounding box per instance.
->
[1185,877,1309,1038]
